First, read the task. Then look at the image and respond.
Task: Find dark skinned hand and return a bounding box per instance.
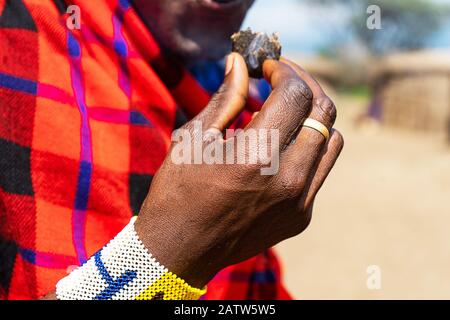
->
[134,53,344,288]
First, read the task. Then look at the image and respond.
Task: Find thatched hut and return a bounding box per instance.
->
[370,50,450,137]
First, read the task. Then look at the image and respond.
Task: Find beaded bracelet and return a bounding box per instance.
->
[56,217,206,300]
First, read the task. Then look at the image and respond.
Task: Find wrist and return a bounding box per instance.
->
[135,210,217,288]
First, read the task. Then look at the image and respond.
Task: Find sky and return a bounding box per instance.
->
[242,0,450,54]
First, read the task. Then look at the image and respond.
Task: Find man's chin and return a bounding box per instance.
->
[170,39,231,63]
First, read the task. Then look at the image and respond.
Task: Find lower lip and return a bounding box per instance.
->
[199,0,243,10]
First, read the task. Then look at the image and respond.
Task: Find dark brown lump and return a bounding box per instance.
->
[231,28,282,78]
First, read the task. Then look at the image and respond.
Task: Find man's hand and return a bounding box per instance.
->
[135,53,343,288]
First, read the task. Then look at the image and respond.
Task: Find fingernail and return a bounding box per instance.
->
[225,54,235,76]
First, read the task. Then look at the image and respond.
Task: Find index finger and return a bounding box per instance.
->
[245,59,313,147]
[281,58,336,130]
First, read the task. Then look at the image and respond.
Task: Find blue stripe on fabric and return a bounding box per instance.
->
[0,72,37,95]
[94,250,138,300]
[250,270,276,283]
[113,40,128,57]
[67,30,92,265]
[18,248,36,264]
[74,161,92,211]
[67,32,81,58]
[119,0,131,10]
[189,61,224,94]
[112,3,131,98]
[130,111,151,126]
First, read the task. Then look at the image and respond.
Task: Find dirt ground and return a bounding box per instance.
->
[275,95,450,299]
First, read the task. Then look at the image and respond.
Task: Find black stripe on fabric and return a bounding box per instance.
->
[0,0,37,31]
[150,55,185,90]
[129,173,153,215]
[174,107,188,130]
[0,236,18,291]
[0,139,34,196]
[52,0,68,14]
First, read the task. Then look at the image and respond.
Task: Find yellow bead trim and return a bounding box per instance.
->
[135,272,206,300]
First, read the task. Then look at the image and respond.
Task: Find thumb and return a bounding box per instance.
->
[194,52,249,134]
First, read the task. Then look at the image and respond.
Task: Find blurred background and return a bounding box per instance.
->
[243,0,450,299]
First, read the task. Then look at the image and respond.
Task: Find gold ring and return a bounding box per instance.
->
[301,118,330,140]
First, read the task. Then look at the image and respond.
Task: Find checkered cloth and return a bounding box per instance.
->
[0,0,291,300]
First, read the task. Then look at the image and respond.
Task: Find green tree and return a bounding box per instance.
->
[305,0,450,55]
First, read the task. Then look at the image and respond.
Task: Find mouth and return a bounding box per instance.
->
[212,0,240,3]
[199,0,244,10]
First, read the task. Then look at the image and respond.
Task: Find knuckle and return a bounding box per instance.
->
[282,78,313,107]
[315,96,337,125]
[276,174,304,199]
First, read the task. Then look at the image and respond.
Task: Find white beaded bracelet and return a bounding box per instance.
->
[56,217,206,300]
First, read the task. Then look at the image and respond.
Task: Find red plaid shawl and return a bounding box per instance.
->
[0,0,291,300]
